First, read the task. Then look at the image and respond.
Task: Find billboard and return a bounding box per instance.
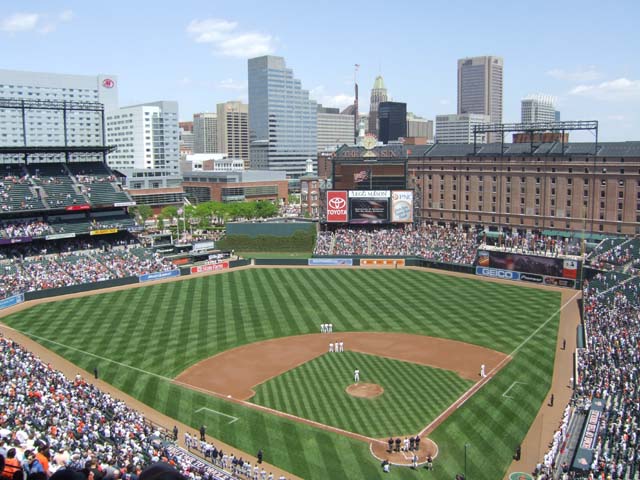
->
[476,250,580,280]
[326,191,348,222]
[361,259,405,267]
[0,293,24,311]
[391,190,413,223]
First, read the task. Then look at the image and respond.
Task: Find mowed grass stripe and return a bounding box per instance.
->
[2,268,562,480]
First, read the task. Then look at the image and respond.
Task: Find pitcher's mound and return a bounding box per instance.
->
[346,382,384,399]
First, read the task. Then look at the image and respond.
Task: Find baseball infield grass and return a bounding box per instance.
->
[251,351,473,438]
[1,268,561,479]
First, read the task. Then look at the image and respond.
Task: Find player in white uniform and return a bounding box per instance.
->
[354,368,360,382]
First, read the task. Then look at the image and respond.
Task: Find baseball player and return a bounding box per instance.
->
[354,368,360,382]
[480,364,486,378]
[339,341,344,352]
[329,342,334,353]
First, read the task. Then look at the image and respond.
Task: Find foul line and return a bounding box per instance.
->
[419,289,580,437]
[1,325,173,382]
[195,407,239,424]
[502,381,527,399]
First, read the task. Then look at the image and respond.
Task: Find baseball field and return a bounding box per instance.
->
[1,267,565,479]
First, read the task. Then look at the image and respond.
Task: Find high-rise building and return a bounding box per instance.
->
[378,102,406,144]
[435,113,490,144]
[521,95,556,123]
[216,101,249,168]
[458,56,503,141]
[248,55,317,178]
[179,121,194,157]
[317,105,354,152]
[105,101,180,173]
[555,110,561,122]
[406,113,434,142]
[193,112,218,153]
[0,69,118,160]
[368,75,388,137]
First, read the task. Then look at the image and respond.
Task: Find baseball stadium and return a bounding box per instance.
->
[1,114,640,480]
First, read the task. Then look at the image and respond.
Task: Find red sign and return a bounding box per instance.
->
[65,204,91,211]
[190,262,229,274]
[102,78,115,89]
[326,191,348,222]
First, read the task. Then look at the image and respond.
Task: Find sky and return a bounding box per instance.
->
[2,0,639,142]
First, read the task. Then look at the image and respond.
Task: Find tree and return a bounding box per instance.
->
[135,204,153,223]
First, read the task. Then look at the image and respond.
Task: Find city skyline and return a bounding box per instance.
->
[1,0,639,141]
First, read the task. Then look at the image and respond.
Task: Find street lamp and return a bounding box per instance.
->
[464,443,470,479]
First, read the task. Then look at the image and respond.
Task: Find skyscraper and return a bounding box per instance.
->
[316,105,354,151]
[368,75,388,137]
[435,113,490,144]
[521,95,556,123]
[193,112,218,153]
[216,101,249,168]
[105,101,180,173]
[248,55,317,178]
[457,56,503,140]
[378,102,406,144]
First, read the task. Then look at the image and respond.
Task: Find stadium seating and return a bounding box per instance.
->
[27,163,88,208]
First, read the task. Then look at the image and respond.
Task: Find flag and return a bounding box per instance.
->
[354,170,369,183]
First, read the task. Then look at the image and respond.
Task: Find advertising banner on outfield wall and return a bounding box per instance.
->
[308,258,353,266]
[139,269,180,282]
[391,191,413,223]
[326,191,348,223]
[45,233,76,240]
[475,266,575,288]
[0,293,24,310]
[476,250,580,280]
[190,262,229,274]
[361,259,405,267]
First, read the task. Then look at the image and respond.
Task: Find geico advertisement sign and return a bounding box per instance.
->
[326,191,348,222]
[476,266,521,280]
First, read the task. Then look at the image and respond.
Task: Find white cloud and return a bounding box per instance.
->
[218,78,246,90]
[310,86,354,110]
[0,13,39,32]
[570,78,640,101]
[439,99,450,106]
[1,10,73,34]
[546,66,601,82]
[186,18,275,58]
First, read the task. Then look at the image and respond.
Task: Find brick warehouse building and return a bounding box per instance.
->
[329,141,640,235]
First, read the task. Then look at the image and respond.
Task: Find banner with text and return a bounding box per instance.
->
[391,190,413,223]
[572,399,605,471]
[308,258,353,266]
[139,269,180,282]
[190,262,229,274]
[0,293,25,310]
[326,191,348,222]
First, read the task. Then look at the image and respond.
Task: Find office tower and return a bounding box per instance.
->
[378,101,406,144]
[0,69,118,159]
[216,101,249,168]
[179,121,194,156]
[193,112,218,153]
[316,105,355,151]
[555,110,561,122]
[521,95,556,123]
[368,75,388,136]
[435,113,490,144]
[105,101,180,173]
[458,56,503,140]
[406,113,434,142]
[248,55,317,178]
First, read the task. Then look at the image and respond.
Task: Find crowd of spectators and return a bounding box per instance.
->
[0,241,174,300]
[0,336,249,480]
[588,238,640,272]
[537,271,640,479]
[483,232,583,258]
[314,224,479,265]
[0,221,52,239]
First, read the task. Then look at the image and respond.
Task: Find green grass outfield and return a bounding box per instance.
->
[251,351,473,438]
[1,268,562,479]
